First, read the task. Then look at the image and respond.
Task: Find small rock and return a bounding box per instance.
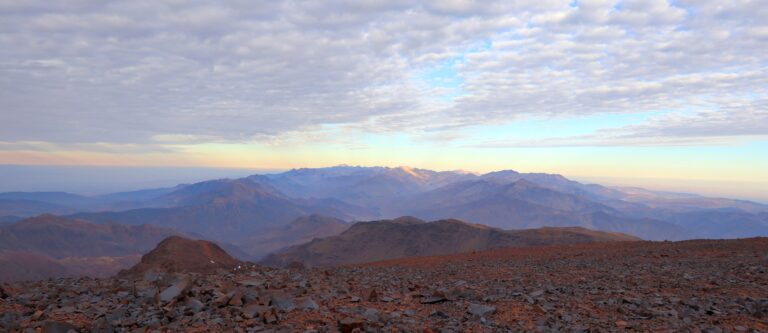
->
[186,298,205,312]
[420,296,447,304]
[362,308,379,322]
[263,311,278,324]
[90,317,114,333]
[467,303,496,317]
[429,310,449,319]
[43,321,78,333]
[31,310,44,321]
[228,290,244,306]
[338,317,365,333]
[129,326,148,333]
[1,312,20,331]
[270,293,296,311]
[137,285,158,300]
[364,288,379,302]
[297,297,319,311]
[212,291,230,307]
[237,279,263,287]
[243,304,269,319]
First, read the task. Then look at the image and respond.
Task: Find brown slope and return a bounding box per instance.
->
[0,252,145,283]
[0,215,190,281]
[58,255,142,278]
[259,217,639,267]
[0,214,182,259]
[509,226,640,244]
[119,236,242,277]
[0,251,72,282]
[236,214,350,259]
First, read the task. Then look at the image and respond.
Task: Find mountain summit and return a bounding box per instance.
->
[119,236,242,277]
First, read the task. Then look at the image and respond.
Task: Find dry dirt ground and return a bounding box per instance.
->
[1,238,766,332]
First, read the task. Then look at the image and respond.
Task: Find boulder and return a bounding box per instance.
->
[159,278,191,303]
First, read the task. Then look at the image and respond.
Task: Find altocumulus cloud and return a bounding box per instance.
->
[0,0,766,148]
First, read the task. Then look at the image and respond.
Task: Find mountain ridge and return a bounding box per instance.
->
[235,214,350,259]
[260,217,640,267]
[0,214,182,259]
[1,166,766,244]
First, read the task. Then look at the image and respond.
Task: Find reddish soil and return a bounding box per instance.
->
[1,238,766,332]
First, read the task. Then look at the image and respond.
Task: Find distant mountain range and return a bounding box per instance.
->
[0,165,766,262]
[260,216,640,267]
[390,178,686,240]
[67,179,311,241]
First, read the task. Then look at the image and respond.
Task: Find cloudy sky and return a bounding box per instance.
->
[0,0,766,199]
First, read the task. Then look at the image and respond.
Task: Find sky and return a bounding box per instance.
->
[0,1,766,200]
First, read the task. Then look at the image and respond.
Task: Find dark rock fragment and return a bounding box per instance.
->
[338,317,365,333]
[43,321,78,333]
[468,303,496,317]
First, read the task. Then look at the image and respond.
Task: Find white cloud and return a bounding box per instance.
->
[469,98,768,147]
[0,0,765,148]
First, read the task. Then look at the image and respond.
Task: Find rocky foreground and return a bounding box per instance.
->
[1,238,767,332]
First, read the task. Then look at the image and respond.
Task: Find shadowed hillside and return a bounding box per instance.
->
[0,215,181,258]
[236,214,349,259]
[260,217,639,267]
[396,179,685,240]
